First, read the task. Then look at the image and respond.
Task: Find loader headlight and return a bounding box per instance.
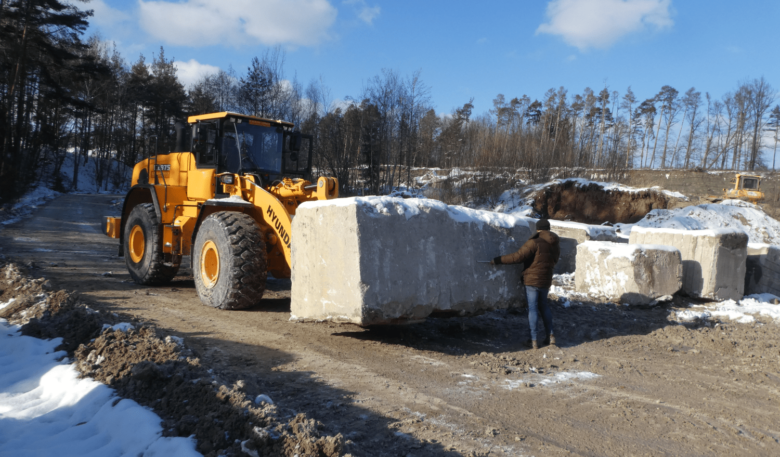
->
[220,175,234,185]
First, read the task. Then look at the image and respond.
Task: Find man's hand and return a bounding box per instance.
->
[491,256,502,265]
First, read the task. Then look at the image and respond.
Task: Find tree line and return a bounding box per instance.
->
[2,0,778,204]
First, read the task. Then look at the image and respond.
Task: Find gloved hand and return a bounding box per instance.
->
[490,257,502,265]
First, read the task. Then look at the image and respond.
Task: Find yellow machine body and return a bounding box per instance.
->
[105,112,338,279]
[724,174,764,204]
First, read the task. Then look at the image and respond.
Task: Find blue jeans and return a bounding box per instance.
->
[526,286,553,341]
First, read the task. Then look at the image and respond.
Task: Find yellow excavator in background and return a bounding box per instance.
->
[104,112,338,310]
[706,173,765,205]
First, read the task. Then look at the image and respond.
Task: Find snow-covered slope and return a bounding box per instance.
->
[0,320,200,457]
[618,200,780,245]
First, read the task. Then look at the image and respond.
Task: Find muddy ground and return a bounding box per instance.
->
[1,193,780,456]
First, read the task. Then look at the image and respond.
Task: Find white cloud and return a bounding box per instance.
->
[138,0,338,47]
[88,0,132,29]
[330,98,356,112]
[536,0,673,50]
[174,59,220,88]
[358,5,380,25]
[343,0,380,25]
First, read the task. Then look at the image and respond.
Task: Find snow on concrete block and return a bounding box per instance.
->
[629,227,748,300]
[549,220,623,274]
[575,241,683,305]
[745,243,780,296]
[290,197,534,325]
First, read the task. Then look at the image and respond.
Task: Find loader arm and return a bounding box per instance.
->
[245,180,295,267]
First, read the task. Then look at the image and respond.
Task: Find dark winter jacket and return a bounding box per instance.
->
[493,230,560,288]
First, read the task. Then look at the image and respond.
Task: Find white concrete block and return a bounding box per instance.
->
[549,220,623,273]
[290,197,534,325]
[575,241,683,305]
[629,227,748,300]
[745,243,780,296]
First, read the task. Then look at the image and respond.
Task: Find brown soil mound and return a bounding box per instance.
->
[0,261,344,457]
[532,180,686,224]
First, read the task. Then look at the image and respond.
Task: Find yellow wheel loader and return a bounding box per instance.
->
[706,173,765,205]
[104,112,338,309]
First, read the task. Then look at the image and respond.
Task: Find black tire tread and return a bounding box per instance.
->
[125,203,179,285]
[195,212,267,310]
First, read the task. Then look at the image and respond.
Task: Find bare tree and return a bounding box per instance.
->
[746,77,775,170]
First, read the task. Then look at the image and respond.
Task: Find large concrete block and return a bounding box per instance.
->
[745,243,780,296]
[290,197,534,325]
[575,241,683,305]
[549,220,623,274]
[629,227,748,300]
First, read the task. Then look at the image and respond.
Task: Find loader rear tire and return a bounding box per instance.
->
[193,211,267,310]
[124,203,180,285]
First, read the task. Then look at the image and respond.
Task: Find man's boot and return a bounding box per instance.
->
[524,340,538,349]
[549,334,556,346]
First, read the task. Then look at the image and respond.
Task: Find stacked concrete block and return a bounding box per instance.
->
[575,241,683,305]
[629,227,748,300]
[745,243,780,296]
[549,220,624,274]
[290,197,534,326]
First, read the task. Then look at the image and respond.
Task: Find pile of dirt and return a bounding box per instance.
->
[531,180,688,225]
[0,261,345,457]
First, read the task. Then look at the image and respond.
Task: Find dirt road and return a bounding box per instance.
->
[2,193,779,456]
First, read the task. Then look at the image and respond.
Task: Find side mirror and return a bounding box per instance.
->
[291,132,302,152]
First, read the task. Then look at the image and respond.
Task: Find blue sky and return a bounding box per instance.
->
[87,0,780,116]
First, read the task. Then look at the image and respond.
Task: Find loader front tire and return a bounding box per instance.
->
[124,203,179,285]
[193,212,267,310]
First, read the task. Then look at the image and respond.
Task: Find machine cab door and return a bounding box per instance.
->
[282,131,313,178]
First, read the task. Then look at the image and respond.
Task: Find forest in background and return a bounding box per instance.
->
[2,0,780,204]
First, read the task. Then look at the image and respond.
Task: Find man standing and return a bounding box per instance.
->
[491,219,560,349]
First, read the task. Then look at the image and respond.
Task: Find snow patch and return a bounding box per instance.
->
[675,294,780,324]
[0,298,15,310]
[0,319,199,456]
[101,322,135,332]
[301,196,534,230]
[503,371,599,390]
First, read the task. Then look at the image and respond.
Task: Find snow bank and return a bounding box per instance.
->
[57,149,131,194]
[620,201,780,245]
[675,294,780,324]
[0,320,200,457]
[301,196,535,230]
[0,187,62,227]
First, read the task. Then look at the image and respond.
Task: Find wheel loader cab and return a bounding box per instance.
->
[189,114,313,185]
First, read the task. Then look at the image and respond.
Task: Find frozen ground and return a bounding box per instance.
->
[0,320,199,457]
